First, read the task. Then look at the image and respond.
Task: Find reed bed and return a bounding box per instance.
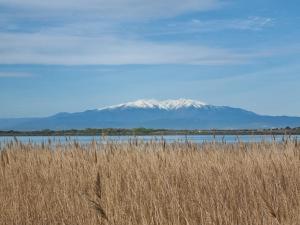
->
[0,139,299,225]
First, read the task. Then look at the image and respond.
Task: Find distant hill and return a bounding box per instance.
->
[1,99,300,131]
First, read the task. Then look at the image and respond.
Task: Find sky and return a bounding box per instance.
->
[0,0,299,118]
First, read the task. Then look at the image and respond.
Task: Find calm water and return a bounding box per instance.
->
[0,135,299,144]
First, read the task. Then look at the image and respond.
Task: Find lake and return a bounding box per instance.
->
[0,135,299,144]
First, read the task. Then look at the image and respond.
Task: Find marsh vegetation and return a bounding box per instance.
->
[0,139,299,225]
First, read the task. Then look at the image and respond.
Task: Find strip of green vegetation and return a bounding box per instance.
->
[0,127,299,136]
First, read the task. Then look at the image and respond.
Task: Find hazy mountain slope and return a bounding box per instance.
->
[1,99,300,130]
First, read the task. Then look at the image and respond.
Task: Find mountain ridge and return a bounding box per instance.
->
[1,99,300,130]
[99,99,208,110]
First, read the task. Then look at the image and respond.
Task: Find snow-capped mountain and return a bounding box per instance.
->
[101,99,207,110]
[1,99,300,130]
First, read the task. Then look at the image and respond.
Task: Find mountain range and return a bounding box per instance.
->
[1,99,300,130]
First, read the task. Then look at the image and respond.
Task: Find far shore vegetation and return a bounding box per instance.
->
[0,127,299,136]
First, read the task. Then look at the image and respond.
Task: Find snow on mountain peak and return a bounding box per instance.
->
[99,99,207,110]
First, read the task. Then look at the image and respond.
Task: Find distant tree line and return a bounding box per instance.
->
[0,127,299,136]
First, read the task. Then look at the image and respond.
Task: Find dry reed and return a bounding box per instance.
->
[0,139,299,225]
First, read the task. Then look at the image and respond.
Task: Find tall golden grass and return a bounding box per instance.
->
[0,139,299,225]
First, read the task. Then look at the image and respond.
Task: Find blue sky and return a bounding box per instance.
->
[0,0,299,118]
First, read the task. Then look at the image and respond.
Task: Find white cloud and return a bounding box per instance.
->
[227,16,274,31]
[146,17,274,36]
[0,72,32,77]
[0,0,221,20]
[0,32,263,65]
[0,0,282,66]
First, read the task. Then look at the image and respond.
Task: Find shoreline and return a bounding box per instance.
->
[0,127,299,136]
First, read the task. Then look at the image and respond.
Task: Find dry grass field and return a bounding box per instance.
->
[0,138,299,225]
